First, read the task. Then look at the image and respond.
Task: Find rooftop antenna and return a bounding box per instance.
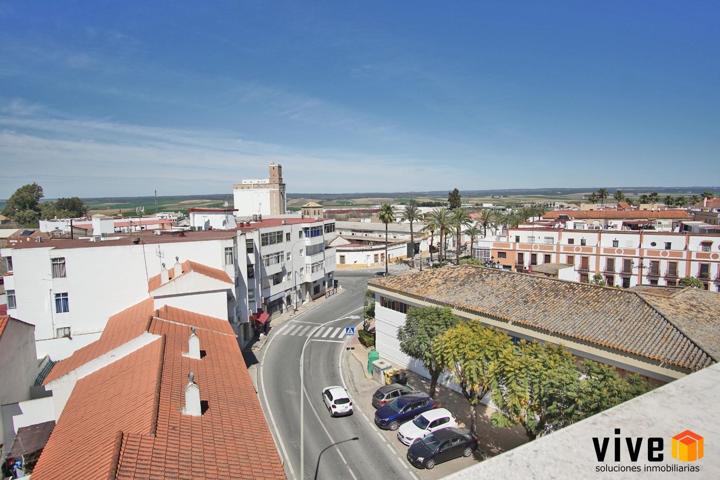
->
[154,189,159,215]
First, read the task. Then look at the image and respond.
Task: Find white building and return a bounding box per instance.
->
[39,215,175,235]
[1,217,337,361]
[188,207,237,230]
[233,163,286,217]
[332,221,430,269]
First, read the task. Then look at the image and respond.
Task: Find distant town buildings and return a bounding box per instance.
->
[331,221,429,269]
[233,163,286,217]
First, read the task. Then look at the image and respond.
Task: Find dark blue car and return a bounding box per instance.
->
[374,393,436,431]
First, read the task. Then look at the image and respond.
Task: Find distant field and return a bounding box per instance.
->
[1,186,716,216]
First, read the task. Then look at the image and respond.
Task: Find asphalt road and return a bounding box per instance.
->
[259,273,418,480]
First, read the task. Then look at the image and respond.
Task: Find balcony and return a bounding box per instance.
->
[620,269,633,277]
[577,265,590,273]
[647,270,661,279]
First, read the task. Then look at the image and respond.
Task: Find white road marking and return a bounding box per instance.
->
[321,327,333,338]
[309,338,344,344]
[297,325,312,336]
[284,324,301,336]
[329,327,341,338]
[335,327,347,338]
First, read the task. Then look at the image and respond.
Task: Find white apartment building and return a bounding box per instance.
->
[1,217,336,361]
[233,163,286,217]
[39,215,174,235]
[475,227,720,291]
[188,207,237,230]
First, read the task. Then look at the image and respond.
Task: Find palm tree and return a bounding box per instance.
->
[450,208,471,265]
[587,192,599,203]
[429,208,450,262]
[379,203,395,275]
[664,195,674,207]
[613,190,625,202]
[422,215,437,265]
[477,209,494,237]
[465,224,481,261]
[597,188,609,205]
[401,200,421,268]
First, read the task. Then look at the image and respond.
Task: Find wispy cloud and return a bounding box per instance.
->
[0,101,472,197]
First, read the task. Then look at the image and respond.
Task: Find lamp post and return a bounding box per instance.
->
[314,437,359,480]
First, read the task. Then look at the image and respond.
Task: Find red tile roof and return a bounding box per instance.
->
[34,303,285,480]
[0,315,8,337]
[147,260,233,291]
[543,209,691,220]
[44,299,155,384]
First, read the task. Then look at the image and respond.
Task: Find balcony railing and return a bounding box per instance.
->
[647,270,661,278]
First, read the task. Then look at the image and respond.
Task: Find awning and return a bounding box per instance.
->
[251,312,270,324]
[9,421,55,457]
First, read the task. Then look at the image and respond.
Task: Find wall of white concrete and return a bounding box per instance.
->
[234,188,272,217]
[153,290,228,320]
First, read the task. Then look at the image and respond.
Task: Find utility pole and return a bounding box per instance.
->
[154,189,159,215]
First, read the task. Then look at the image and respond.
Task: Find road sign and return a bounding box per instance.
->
[344,326,356,336]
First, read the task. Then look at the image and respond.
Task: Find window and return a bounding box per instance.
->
[5,256,12,272]
[580,273,589,283]
[261,230,284,246]
[612,240,619,248]
[374,254,379,263]
[580,256,589,270]
[622,277,631,288]
[650,242,657,247]
[380,296,408,313]
[498,252,506,259]
[286,252,292,261]
[324,223,335,233]
[667,262,678,277]
[52,257,67,278]
[568,238,575,245]
[286,232,291,242]
[247,264,254,278]
[566,255,574,265]
[649,260,660,276]
[56,327,71,338]
[262,252,283,266]
[543,237,554,245]
[311,261,324,273]
[606,258,615,272]
[544,254,551,263]
[55,292,70,313]
[303,226,323,238]
[306,243,325,256]
[224,247,234,265]
[605,275,615,286]
[664,242,672,250]
[339,255,346,264]
[514,236,520,243]
[517,253,524,265]
[7,290,16,309]
[622,259,632,273]
[580,238,587,246]
[699,263,710,279]
[530,253,537,265]
[299,230,303,239]
[701,242,712,253]
[246,239,254,253]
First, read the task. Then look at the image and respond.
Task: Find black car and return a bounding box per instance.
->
[372,383,416,409]
[407,427,478,470]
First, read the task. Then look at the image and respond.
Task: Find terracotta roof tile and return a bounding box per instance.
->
[369,265,716,372]
[147,260,233,291]
[0,315,8,337]
[34,302,285,480]
[44,298,155,384]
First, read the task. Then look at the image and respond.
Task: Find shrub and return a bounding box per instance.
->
[358,328,375,348]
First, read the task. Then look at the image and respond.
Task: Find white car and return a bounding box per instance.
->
[397,408,457,446]
[322,386,353,417]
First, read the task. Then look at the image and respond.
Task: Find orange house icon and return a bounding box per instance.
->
[671,430,704,462]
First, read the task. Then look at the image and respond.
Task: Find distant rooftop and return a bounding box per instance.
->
[543,209,691,220]
[369,265,719,372]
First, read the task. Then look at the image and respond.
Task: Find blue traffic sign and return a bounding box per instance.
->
[344,326,356,336]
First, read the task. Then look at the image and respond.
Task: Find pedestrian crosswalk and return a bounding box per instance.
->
[279,323,349,339]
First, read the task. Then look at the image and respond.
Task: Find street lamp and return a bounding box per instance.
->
[314,437,359,480]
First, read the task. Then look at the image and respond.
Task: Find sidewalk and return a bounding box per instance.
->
[345,330,528,457]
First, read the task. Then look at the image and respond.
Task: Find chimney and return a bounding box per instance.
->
[174,257,182,278]
[160,263,169,284]
[184,327,201,359]
[182,371,202,417]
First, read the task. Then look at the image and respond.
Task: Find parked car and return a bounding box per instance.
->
[397,408,457,446]
[407,427,478,469]
[322,386,353,417]
[374,393,436,431]
[372,383,416,409]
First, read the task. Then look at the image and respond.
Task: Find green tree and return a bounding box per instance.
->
[422,213,437,264]
[613,190,625,202]
[675,196,688,207]
[477,209,494,236]
[429,208,450,262]
[491,342,580,440]
[587,192,598,203]
[450,208,471,265]
[2,183,44,226]
[597,188,609,205]
[638,194,649,204]
[663,195,674,207]
[379,203,395,275]
[448,188,462,209]
[465,224,481,261]
[573,361,650,423]
[648,192,659,203]
[402,200,421,268]
[54,197,88,217]
[591,273,606,286]
[397,307,459,398]
[690,194,700,205]
[679,276,704,288]
[434,321,512,437]
[702,191,714,199]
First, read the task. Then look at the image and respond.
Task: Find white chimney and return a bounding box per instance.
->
[160,263,169,284]
[173,257,182,278]
[184,327,201,359]
[182,371,202,417]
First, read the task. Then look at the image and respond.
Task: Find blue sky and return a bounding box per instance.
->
[1,1,718,197]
